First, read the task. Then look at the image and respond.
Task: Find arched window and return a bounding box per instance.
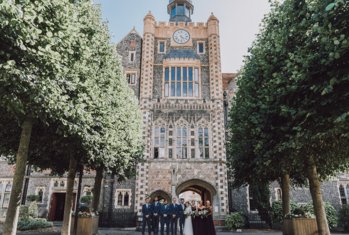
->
[124,192,129,207]
[117,192,123,206]
[154,127,166,159]
[339,184,347,205]
[198,128,209,159]
[5,182,11,192]
[54,181,59,187]
[38,189,43,202]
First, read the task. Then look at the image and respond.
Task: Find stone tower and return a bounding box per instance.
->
[134,0,229,221]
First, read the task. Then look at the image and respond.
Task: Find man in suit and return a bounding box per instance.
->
[152,196,161,235]
[169,198,181,235]
[178,198,185,235]
[142,197,153,235]
[160,199,170,235]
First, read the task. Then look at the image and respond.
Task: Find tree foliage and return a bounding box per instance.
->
[228,0,349,233]
[0,0,142,234]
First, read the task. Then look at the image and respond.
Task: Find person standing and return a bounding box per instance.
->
[170,198,180,235]
[153,196,161,235]
[142,197,153,235]
[160,199,171,235]
[179,198,185,235]
[204,200,216,235]
[183,201,193,235]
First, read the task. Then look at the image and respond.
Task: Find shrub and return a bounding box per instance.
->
[17,218,53,231]
[225,212,245,230]
[339,205,349,232]
[19,205,29,220]
[80,195,93,204]
[271,201,298,223]
[28,201,39,218]
[303,202,338,230]
[27,195,40,202]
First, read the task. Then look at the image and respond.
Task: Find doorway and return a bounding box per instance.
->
[48,193,76,221]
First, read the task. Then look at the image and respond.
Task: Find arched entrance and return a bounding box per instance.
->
[176,179,216,204]
[149,190,171,203]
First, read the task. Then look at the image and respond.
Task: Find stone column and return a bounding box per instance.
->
[135,12,156,214]
[207,13,228,216]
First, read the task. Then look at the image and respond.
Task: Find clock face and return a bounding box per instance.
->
[173,29,190,44]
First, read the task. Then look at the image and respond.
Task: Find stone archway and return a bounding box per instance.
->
[149,190,171,203]
[176,179,217,204]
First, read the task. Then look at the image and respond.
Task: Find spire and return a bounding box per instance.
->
[167,0,194,23]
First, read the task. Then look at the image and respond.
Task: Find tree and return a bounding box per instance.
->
[0,1,143,234]
[228,1,349,234]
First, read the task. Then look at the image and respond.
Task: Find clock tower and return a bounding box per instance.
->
[134,0,228,223]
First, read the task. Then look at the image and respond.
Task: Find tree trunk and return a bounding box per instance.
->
[307,156,330,235]
[92,167,104,212]
[281,173,291,218]
[61,157,78,235]
[3,117,33,235]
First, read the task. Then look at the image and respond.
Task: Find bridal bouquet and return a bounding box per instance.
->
[198,209,208,219]
[184,210,192,218]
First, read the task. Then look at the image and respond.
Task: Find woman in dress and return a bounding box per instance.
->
[191,201,198,235]
[205,200,216,235]
[196,201,206,235]
[183,201,193,235]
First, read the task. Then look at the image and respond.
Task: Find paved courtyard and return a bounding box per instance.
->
[10,229,349,235]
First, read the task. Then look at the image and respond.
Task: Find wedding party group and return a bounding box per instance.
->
[142,196,216,235]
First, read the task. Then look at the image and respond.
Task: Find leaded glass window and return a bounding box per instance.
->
[164,66,200,98]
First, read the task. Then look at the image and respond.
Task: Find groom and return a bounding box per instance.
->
[169,198,182,235]
[179,198,185,235]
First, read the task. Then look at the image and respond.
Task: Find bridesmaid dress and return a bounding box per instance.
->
[205,206,216,235]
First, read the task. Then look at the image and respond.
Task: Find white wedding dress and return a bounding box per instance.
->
[183,206,193,235]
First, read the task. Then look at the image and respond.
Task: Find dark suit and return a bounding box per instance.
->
[142,203,153,235]
[178,203,185,234]
[169,203,181,235]
[160,204,171,235]
[152,201,161,235]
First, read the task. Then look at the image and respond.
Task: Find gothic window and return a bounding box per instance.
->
[35,187,45,203]
[154,127,166,159]
[339,184,347,205]
[129,51,136,62]
[168,126,173,159]
[124,192,129,206]
[197,42,205,54]
[198,128,209,159]
[158,41,166,53]
[164,66,200,98]
[83,186,93,196]
[115,189,131,208]
[126,73,136,85]
[190,125,196,158]
[117,192,123,206]
[60,181,65,187]
[275,188,282,201]
[54,181,59,187]
[176,127,188,159]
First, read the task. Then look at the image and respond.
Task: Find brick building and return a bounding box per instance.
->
[0,0,348,227]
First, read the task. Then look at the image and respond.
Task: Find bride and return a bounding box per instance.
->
[183,201,193,235]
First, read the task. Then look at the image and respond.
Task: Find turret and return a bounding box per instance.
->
[167,0,194,23]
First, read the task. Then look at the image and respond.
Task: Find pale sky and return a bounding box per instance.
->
[93,0,271,73]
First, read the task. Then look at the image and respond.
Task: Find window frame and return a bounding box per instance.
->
[129,51,136,63]
[115,189,132,208]
[197,41,206,54]
[125,71,137,85]
[163,61,201,99]
[158,40,166,54]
